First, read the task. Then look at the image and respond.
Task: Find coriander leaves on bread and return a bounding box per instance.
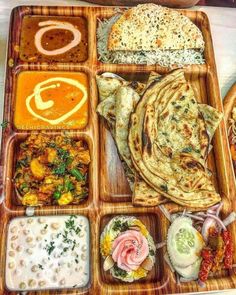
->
[97,4,205,67]
[96,70,222,208]
[128,69,222,208]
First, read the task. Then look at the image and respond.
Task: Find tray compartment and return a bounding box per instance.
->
[162,207,236,292]
[8,6,94,67]
[95,208,170,294]
[0,212,92,294]
[3,131,95,213]
[94,8,210,69]
[97,67,228,206]
[5,66,94,132]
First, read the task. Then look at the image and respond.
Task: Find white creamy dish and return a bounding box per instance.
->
[5,215,90,291]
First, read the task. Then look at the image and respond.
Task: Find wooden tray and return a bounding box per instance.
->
[223,83,236,179]
[223,83,236,126]
[0,5,235,295]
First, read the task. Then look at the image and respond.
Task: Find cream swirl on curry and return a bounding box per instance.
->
[14,71,88,130]
[34,21,81,56]
[26,77,87,125]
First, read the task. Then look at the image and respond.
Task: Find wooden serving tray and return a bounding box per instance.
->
[223,83,236,179]
[224,83,236,127]
[0,5,235,295]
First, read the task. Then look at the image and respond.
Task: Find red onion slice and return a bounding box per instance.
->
[185,213,204,221]
[201,217,217,242]
[206,213,226,231]
[158,205,172,222]
[164,252,175,273]
[198,279,206,288]
[223,212,236,227]
[156,241,166,249]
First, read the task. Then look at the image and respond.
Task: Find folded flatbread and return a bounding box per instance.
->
[128,69,221,208]
[108,4,204,52]
[96,74,166,204]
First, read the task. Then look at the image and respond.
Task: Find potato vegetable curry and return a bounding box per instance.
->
[14,134,90,206]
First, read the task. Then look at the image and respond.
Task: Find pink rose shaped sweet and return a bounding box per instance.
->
[112,230,149,272]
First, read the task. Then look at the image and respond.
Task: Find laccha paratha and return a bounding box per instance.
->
[128,69,221,208]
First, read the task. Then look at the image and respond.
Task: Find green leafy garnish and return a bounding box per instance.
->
[113,220,129,232]
[16,156,30,168]
[65,215,81,235]
[175,105,182,110]
[53,162,66,176]
[45,241,55,255]
[47,142,56,148]
[57,148,70,161]
[113,264,127,278]
[160,184,168,193]
[182,146,193,153]
[53,191,61,200]
[150,249,155,256]
[1,120,9,129]
[171,116,179,122]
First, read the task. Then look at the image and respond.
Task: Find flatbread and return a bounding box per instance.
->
[128,69,221,208]
[96,74,166,205]
[108,4,204,51]
[199,104,224,141]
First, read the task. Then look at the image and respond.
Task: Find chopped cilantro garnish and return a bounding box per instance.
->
[53,162,66,176]
[113,220,129,232]
[175,105,182,110]
[113,264,127,278]
[1,120,9,130]
[57,148,70,161]
[182,146,193,153]
[45,241,55,255]
[160,184,168,193]
[65,216,81,235]
[150,249,155,256]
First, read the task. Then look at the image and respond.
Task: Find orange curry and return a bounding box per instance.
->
[14,71,88,130]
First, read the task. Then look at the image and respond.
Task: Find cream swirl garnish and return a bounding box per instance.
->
[34,21,81,56]
[26,77,87,125]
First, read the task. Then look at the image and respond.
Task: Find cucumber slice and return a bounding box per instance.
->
[167,216,205,268]
[174,258,202,280]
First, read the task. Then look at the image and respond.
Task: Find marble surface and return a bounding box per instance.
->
[0,1,235,294]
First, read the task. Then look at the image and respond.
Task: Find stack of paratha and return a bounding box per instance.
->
[96,70,223,208]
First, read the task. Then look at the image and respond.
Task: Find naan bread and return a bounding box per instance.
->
[128,69,221,208]
[108,4,204,52]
